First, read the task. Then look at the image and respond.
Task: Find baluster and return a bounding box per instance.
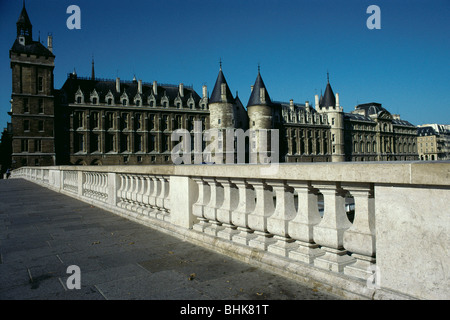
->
[117,174,127,207]
[83,172,90,197]
[162,176,170,214]
[134,175,146,214]
[216,178,239,240]
[141,175,153,215]
[125,174,136,210]
[342,183,376,280]
[148,176,160,217]
[192,177,211,232]
[155,176,170,220]
[94,173,100,199]
[129,175,139,211]
[247,179,276,250]
[313,182,355,272]
[102,173,108,201]
[287,181,324,263]
[203,177,224,236]
[231,179,257,245]
[267,180,297,257]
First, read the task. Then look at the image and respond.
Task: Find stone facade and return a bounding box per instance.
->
[417,124,450,161]
[8,5,421,168]
[58,73,209,165]
[9,4,55,169]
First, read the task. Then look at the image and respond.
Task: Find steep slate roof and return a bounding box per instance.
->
[319,81,336,108]
[209,68,234,103]
[59,75,201,106]
[346,103,416,127]
[10,38,54,57]
[17,4,32,27]
[247,71,272,108]
[11,3,54,57]
[417,126,436,136]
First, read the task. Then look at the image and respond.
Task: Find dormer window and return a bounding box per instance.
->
[120,92,129,106]
[187,96,195,109]
[75,87,84,104]
[175,96,183,109]
[108,98,112,105]
[134,93,142,107]
[90,89,99,105]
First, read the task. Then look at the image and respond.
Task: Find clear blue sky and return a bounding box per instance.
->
[1,0,449,131]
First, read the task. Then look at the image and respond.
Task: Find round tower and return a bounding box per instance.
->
[315,74,344,162]
[247,70,273,131]
[207,64,235,163]
[247,70,274,162]
[208,65,235,130]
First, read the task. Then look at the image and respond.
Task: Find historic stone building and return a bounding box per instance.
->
[9,4,56,168]
[417,124,450,161]
[57,70,210,165]
[344,103,418,161]
[7,5,420,169]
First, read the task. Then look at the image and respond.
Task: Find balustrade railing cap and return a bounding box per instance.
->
[21,161,450,186]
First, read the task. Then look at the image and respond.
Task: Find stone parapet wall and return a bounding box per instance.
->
[11,161,450,300]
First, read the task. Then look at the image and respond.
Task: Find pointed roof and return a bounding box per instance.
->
[319,75,336,108]
[209,66,234,103]
[17,3,32,27]
[247,70,272,108]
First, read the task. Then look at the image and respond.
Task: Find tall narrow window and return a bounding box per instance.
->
[23,98,29,113]
[38,99,44,113]
[35,139,42,152]
[38,77,43,92]
[38,120,44,132]
[24,120,30,131]
[22,139,29,152]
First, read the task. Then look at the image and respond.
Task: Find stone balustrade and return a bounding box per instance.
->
[10,162,450,300]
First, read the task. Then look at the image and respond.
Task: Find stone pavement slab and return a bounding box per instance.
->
[0,179,340,303]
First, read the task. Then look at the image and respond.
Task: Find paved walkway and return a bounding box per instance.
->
[0,178,340,302]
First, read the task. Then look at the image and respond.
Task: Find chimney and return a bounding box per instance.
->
[335,93,340,107]
[47,34,53,53]
[138,80,142,94]
[315,94,319,109]
[202,85,207,99]
[116,78,120,93]
[153,81,157,95]
[305,101,310,108]
[179,83,184,97]
[290,99,294,111]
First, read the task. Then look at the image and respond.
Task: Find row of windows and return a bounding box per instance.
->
[22,98,45,113]
[20,139,42,152]
[352,141,416,153]
[73,112,207,132]
[74,133,208,154]
[23,119,46,132]
[75,95,207,110]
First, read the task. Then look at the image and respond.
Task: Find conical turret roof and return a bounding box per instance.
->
[209,67,234,103]
[247,71,272,108]
[319,79,336,108]
[17,4,32,26]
